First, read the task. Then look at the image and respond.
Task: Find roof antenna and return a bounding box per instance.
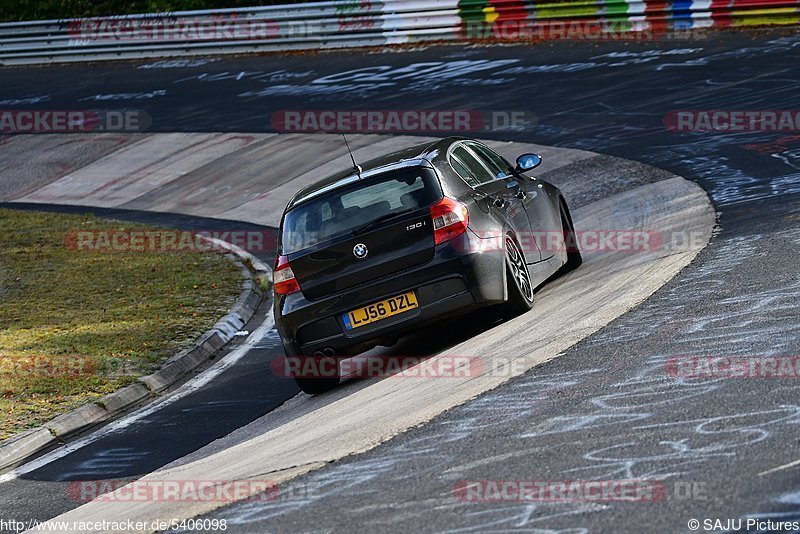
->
[341,131,362,178]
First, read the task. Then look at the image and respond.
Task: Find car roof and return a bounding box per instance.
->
[285,136,464,211]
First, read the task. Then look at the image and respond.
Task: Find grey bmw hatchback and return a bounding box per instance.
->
[273,137,581,393]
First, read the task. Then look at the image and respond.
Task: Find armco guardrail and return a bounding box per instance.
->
[0,0,798,65]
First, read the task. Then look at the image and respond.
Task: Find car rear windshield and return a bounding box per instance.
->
[281,166,442,254]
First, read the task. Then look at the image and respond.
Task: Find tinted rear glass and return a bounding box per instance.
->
[281,167,442,254]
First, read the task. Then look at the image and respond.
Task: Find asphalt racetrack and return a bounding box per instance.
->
[1,30,799,533]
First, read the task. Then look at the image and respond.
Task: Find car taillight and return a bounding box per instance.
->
[274,255,301,295]
[430,197,469,245]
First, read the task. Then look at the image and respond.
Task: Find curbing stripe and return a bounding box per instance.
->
[96,383,152,414]
[44,404,110,441]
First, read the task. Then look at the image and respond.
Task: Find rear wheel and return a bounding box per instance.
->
[558,200,582,274]
[290,354,340,394]
[293,375,340,394]
[502,235,535,316]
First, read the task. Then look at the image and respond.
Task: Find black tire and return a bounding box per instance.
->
[289,354,340,394]
[502,234,535,316]
[293,375,340,394]
[558,199,582,274]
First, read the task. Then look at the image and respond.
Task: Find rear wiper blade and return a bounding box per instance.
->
[352,209,413,236]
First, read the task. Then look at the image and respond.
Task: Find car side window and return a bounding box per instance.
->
[450,145,495,187]
[466,142,512,178]
[449,154,479,187]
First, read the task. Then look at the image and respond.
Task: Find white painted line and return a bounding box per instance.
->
[759,458,800,477]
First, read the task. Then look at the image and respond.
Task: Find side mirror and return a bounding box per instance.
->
[515,153,542,173]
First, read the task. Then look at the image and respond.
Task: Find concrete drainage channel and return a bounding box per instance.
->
[0,133,716,531]
[0,233,271,473]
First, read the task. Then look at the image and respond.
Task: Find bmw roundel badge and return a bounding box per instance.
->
[353,243,368,259]
[353,243,369,260]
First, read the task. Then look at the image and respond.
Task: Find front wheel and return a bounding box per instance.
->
[501,235,535,316]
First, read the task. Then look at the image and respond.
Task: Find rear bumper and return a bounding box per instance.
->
[275,235,505,357]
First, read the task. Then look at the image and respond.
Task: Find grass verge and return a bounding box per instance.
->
[0,208,242,440]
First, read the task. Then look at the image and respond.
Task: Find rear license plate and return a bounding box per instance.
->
[343,291,419,330]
